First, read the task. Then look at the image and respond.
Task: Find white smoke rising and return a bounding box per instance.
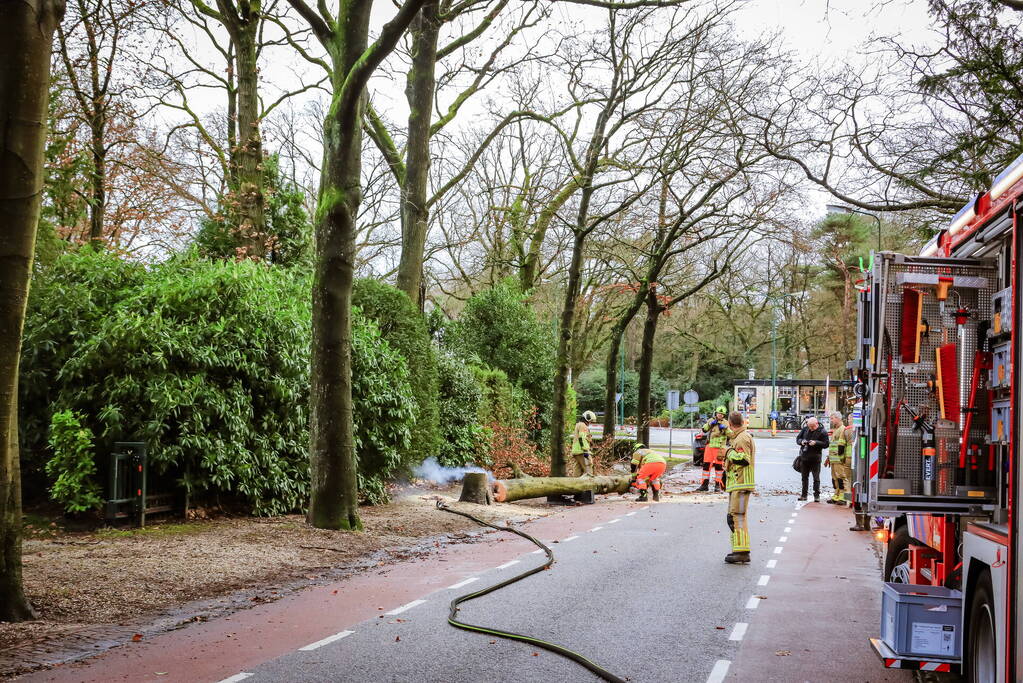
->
[414,457,494,484]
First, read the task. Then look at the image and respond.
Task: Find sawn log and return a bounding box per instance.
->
[491,475,632,503]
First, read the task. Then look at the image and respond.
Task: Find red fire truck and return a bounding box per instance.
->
[854,153,1023,681]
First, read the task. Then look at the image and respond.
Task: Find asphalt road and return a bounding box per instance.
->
[236,437,810,683]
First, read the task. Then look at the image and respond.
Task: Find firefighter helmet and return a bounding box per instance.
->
[582,410,596,422]
[715,406,727,415]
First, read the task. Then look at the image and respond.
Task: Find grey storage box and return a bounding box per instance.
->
[992,398,1011,443]
[992,341,1011,388]
[881,582,962,659]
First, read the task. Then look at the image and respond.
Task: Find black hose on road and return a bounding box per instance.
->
[436,500,627,683]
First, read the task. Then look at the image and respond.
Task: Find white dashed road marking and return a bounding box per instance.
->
[766,559,777,569]
[758,575,771,586]
[779,536,788,542]
[589,526,603,532]
[639,506,650,511]
[773,546,783,554]
[728,623,748,641]
[447,577,479,590]
[625,512,637,517]
[608,518,621,524]
[784,526,792,532]
[217,674,253,683]
[745,596,761,609]
[386,600,426,616]
[496,560,520,570]
[563,535,579,542]
[298,630,354,651]
[707,659,731,683]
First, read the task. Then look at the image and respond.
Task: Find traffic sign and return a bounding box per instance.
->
[682,406,699,412]
[666,390,680,411]
[683,389,699,405]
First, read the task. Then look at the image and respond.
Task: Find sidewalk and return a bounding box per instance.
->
[727,501,913,682]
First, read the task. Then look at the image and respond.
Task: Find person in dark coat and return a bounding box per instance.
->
[796,416,830,502]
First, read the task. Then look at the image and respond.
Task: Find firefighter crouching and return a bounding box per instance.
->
[724,411,756,564]
[826,411,851,505]
[630,443,666,502]
[697,406,728,492]
[572,411,596,477]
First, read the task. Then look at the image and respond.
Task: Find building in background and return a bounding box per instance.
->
[732,378,855,429]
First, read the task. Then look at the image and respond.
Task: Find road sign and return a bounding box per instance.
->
[683,389,699,405]
[615,392,623,404]
[666,390,680,411]
[682,406,699,412]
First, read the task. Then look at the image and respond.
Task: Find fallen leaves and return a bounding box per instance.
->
[131,633,143,642]
[775,650,791,656]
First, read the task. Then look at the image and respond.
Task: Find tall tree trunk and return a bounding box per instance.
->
[601,295,645,441]
[225,41,238,188]
[307,53,371,534]
[637,288,659,446]
[395,0,440,308]
[0,0,64,622]
[87,110,105,245]
[549,232,587,475]
[231,15,266,257]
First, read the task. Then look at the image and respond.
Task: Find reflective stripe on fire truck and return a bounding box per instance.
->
[869,442,879,481]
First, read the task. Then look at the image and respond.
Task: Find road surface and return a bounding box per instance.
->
[24,437,909,683]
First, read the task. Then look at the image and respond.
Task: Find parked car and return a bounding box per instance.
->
[692,431,707,466]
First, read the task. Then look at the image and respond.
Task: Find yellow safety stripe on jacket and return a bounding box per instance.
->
[631,449,667,466]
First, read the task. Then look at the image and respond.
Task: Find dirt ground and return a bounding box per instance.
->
[0,488,554,654]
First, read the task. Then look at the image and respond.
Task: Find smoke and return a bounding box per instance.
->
[414,457,494,484]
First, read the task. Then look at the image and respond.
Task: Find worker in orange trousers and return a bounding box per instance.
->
[630,443,667,502]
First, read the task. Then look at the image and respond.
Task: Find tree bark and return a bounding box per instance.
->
[548,231,587,476]
[492,475,631,503]
[394,0,440,308]
[0,0,64,622]
[458,472,493,505]
[229,10,266,257]
[637,287,660,446]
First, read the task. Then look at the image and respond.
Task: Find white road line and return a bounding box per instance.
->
[530,549,543,554]
[758,575,771,586]
[766,559,777,569]
[728,623,748,641]
[791,512,798,517]
[608,519,621,524]
[707,659,731,683]
[386,600,426,616]
[217,674,254,683]
[496,560,521,570]
[779,536,788,543]
[625,512,637,517]
[773,546,783,554]
[784,526,792,532]
[298,630,354,651]
[589,526,603,532]
[745,596,761,609]
[639,506,650,511]
[447,577,479,590]
[563,535,579,542]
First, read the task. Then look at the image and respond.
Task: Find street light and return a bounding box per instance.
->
[826,204,882,252]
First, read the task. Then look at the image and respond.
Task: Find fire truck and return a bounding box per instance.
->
[854,153,1023,681]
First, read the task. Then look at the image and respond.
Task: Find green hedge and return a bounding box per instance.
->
[353,278,440,465]
[435,353,486,468]
[21,250,418,513]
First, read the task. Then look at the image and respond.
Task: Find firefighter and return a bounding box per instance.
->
[630,443,667,502]
[825,411,849,505]
[697,406,728,492]
[724,411,756,564]
[571,410,596,477]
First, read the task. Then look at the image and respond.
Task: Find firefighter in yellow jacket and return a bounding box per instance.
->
[724,411,756,564]
[825,411,851,505]
[571,411,596,476]
[697,407,728,491]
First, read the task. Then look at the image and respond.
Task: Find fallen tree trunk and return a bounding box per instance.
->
[491,475,632,503]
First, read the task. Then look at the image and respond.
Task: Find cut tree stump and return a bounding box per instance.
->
[458,472,494,505]
[492,475,632,503]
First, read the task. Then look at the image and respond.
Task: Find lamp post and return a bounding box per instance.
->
[826,204,882,252]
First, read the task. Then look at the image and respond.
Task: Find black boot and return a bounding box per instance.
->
[797,495,807,501]
[636,490,648,502]
[652,488,660,502]
[696,482,709,491]
[724,551,751,564]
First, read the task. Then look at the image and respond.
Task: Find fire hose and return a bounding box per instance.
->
[436,500,626,683]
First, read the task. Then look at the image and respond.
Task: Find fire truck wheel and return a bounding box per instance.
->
[883,526,911,583]
[967,570,997,683]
